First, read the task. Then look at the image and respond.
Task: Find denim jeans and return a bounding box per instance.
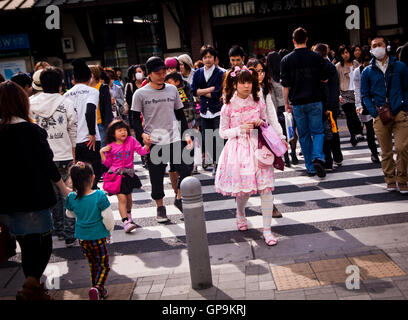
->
[293,102,326,173]
[98,124,107,148]
[0,210,53,236]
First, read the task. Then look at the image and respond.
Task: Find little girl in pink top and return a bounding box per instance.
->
[100,120,150,233]
[215,67,288,246]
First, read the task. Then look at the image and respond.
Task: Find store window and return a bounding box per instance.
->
[131,14,162,64]
[105,18,123,25]
[101,7,163,68]
[104,44,128,68]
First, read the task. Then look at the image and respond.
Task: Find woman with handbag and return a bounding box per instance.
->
[336,45,364,147]
[214,67,288,246]
[100,120,150,233]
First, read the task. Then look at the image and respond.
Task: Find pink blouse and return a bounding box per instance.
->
[102,136,149,172]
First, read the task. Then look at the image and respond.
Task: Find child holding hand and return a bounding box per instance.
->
[66,162,115,300]
[100,120,150,233]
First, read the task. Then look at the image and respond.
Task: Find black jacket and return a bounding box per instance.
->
[191,66,225,115]
[280,48,328,106]
[322,60,340,114]
[0,122,61,214]
[99,83,113,126]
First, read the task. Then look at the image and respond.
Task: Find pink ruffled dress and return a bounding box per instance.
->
[215,94,275,197]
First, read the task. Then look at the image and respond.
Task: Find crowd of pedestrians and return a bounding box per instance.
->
[1,26,408,301]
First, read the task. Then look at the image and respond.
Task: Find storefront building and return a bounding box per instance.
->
[202,0,407,66]
[0,0,189,78]
[0,0,405,76]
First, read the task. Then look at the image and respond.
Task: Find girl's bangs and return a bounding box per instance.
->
[237,70,254,83]
[112,121,128,130]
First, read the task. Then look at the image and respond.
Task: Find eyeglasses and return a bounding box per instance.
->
[256,69,265,74]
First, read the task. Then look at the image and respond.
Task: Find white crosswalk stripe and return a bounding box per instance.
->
[49,139,408,252]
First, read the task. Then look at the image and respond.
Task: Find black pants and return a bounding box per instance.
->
[75,141,102,189]
[16,232,53,280]
[323,113,344,169]
[200,116,224,164]
[147,141,193,200]
[364,120,379,156]
[341,103,363,138]
[52,161,75,240]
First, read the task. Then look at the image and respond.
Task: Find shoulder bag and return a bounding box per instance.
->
[103,141,126,194]
[376,63,395,125]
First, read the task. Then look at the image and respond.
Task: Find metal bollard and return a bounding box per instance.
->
[180,176,213,290]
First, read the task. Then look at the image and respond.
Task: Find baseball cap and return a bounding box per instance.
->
[146,56,166,74]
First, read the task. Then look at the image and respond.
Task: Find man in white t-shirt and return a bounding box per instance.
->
[132,56,193,223]
[65,59,102,188]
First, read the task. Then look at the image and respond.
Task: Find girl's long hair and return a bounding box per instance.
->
[247,58,272,99]
[266,51,282,83]
[223,67,260,104]
[105,119,131,145]
[70,162,94,199]
[0,81,33,131]
[338,45,354,66]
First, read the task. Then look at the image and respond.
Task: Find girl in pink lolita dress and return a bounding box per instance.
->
[215,66,285,246]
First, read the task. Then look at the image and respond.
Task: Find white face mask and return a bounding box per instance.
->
[135,72,144,81]
[370,47,386,60]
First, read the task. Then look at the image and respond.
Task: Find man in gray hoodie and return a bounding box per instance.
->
[30,67,78,247]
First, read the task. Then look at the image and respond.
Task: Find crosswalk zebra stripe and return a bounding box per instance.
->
[50,200,408,250]
[106,167,383,204]
[106,183,389,221]
[104,153,382,192]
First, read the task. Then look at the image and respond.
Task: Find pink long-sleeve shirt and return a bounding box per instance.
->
[102,136,149,172]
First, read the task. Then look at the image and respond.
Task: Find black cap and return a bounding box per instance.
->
[146,56,166,74]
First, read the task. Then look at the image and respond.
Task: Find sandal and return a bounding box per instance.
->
[263,231,278,246]
[236,214,248,231]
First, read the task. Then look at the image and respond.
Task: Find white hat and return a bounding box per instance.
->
[177,54,194,70]
[32,69,44,91]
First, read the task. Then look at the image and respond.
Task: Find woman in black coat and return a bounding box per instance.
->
[0,81,71,300]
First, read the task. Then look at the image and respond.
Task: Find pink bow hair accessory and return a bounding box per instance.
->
[230,66,252,77]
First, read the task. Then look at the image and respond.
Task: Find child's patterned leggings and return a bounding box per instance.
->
[79,238,110,293]
[237,193,274,236]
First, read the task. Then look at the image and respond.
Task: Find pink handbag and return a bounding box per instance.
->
[103,141,126,194]
[260,122,288,157]
[255,145,275,169]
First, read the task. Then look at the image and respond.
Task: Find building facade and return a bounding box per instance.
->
[0,0,405,78]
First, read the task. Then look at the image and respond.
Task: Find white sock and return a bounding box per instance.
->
[260,193,274,236]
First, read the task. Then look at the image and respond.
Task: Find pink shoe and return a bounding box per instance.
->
[123,220,137,233]
[236,213,248,231]
[263,231,278,247]
[89,287,100,300]
[127,212,134,223]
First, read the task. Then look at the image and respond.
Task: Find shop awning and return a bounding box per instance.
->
[0,0,96,10]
